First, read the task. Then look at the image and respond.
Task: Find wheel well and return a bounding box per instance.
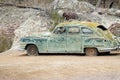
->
[25,44,37,50]
[84,47,98,53]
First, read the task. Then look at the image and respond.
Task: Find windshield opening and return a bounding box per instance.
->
[97,25,108,31]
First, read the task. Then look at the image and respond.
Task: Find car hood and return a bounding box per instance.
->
[20,32,52,41]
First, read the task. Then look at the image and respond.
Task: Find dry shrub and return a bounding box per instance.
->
[0,31,13,53]
[50,11,64,31]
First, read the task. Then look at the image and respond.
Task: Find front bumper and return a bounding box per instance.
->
[18,48,25,51]
[18,43,26,51]
[18,45,26,51]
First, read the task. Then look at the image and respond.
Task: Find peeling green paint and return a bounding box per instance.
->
[19,21,119,53]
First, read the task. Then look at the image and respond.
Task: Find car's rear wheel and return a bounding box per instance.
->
[26,45,39,56]
[85,48,98,56]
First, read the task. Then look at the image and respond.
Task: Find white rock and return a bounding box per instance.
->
[52,0,95,13]
[11,15,52,50]
[108,8,120,17]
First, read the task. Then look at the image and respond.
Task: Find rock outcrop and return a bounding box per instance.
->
[0,0,120,51]
[12,11,52,49]
[108,23,120,37]
[0,5,52,50]
[52,0,95,13]
[108,8,120,17]
[54,0,120,28]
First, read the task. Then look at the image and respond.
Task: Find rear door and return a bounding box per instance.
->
[66,26,82,53]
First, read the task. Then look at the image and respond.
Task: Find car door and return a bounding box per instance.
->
[47,27,67,53]
[81,27,96,49]
[67,26,81,53]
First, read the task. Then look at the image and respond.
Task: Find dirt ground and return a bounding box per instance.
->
[0,50,120,80]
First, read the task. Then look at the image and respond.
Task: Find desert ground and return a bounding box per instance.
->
[0,50,120,80]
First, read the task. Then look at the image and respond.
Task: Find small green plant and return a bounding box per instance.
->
[50,10,64,31]
[0,33,13,53]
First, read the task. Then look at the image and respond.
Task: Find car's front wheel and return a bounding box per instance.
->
[85,48,98,56]
[26,45,39,56]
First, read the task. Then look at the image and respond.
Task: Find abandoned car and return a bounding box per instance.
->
[19,21,119,56]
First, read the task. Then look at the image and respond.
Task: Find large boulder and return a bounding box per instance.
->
[100,15,120,28]
[77,1,95,13]
[56,0,100,22]
[58,10,102,23]
[52,0,95,13]
[108,23,120,37]
[0,6,53,50]
[108,8,120,17]
[52,0,78,10]
[0,6,40,37]
[12,12,52,49]
[78,12,101,22]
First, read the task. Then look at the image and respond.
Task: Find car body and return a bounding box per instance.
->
[19,21,119,56]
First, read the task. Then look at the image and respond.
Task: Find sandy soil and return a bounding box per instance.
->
[0,50,120,80]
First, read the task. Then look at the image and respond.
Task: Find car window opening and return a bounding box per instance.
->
[68,27,80,35]
[81,27,93,34]
[97,25,108,31]
[54,27,66,34]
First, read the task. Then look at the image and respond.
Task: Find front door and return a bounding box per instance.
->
[48,27,67,53]
[67,26,81,53]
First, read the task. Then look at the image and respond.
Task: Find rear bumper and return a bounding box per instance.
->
[99,46,119,53]
[18,43,26,51]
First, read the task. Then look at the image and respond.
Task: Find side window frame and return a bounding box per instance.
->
[81,27,94,35]
[67,26,80,35]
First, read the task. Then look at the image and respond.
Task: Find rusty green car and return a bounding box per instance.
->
[19,21,119,56]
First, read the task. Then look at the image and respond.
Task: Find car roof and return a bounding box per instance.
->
[55,21,115,41]
[56,21,101,28]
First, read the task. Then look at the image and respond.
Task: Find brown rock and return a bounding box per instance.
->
[108,23,120,37]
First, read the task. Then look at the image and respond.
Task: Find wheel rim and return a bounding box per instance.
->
[86,48,97,56]
[27,45,38,56]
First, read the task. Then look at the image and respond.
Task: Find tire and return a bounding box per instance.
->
[26,45,39,56]
[104,52,110,55]
[85,48,98,56]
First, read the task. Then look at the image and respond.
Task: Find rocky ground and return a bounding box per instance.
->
[0,50,120,80]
